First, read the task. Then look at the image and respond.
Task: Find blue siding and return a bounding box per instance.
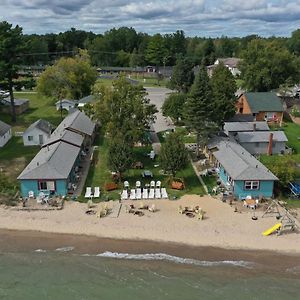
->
[20,179,67,197]
[234,180,274,199]
[218,165,229,185]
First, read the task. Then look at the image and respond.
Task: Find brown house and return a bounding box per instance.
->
[236,92,284,126]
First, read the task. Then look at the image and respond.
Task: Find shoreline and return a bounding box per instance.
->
[1,228,300,272]
[0,195,299,260]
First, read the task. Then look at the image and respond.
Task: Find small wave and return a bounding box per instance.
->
[96,252,254,268]
[34,249,47,253]
[55,246,75,252]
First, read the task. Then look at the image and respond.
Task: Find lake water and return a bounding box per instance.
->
[0,248,299,300]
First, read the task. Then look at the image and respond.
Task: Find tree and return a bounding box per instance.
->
[93,76,158,145]
[289,29,300,56]
[184,66,216,156]
[0,21,24,122]
[108,136,133,177]
[159,132,188,177]
[210,62,237,125]
[37,50,97,100]
[168,57,194,93]
[162,93,186,123]
[240,39,299,91]
[263,156,297,188]
[145,34,168,67]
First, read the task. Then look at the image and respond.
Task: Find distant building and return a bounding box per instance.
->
[0,120,12,147]
[77,95,95,108]
[55,99,76,112]
[23,119,53,146]
[236,92,284,126]
[1,98,29,115]
[207,58,242,77]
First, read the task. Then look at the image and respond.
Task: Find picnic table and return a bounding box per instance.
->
[142,170,153,178]
[244,199,257,209]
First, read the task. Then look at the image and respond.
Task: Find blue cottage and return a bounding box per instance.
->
[213,141,278,200]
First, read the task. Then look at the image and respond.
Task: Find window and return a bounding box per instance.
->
[28,136,33,141]
[244,181,259,190]
[38,181,55,191]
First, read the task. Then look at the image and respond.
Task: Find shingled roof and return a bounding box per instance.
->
[213,141,278,181]
[243,92,283,113]
[24,119,53,135]
[0,120,11,137]
[236,131,288,143]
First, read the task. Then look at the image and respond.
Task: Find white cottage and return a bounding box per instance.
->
[0,120,12,147]
[55,99,76,112]
[23,119,53,146]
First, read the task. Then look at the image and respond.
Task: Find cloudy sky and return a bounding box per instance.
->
[1,0,300,37]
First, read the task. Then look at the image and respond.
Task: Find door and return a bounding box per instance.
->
[39,134,44,145]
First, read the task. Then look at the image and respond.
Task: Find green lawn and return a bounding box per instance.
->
[202,175,218,193]
[282,122,300,154]
[157,127,196,144]
[83,133,206,202]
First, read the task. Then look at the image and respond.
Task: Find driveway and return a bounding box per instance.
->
[146,87,175,133]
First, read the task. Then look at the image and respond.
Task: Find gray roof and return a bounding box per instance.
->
[43,127,84,148]
[24,119,53,135]
[2,98,29,106]
[0,120,11,136]
[55,99,76,105]
[227,114,254,122]
[214,141,278,181]
[236,131,288,143]
[207,135,230,150]
[224,122,270,133]
[217,58,242,68]
[17,141,81,180]
[56,110,95,136]
[78,95,94,104]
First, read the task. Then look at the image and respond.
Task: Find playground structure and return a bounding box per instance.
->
[262,200,299,236]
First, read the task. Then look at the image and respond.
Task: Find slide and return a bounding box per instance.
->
[262,223,282,236]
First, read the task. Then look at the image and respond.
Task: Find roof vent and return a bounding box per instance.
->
[37,162,39,166]
[256,165,258,168]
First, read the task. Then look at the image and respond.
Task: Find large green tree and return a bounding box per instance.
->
[240,39,299,91]
[145,34,168,67]
[184,66,216,156]
[37,50,97,100]
[108,136,133,176]
[0,21,24,122]
[162,93,186,123]
[168,57,194,93]
[210,62,237,125]
[93,76,157,145]
[159,132,188,177]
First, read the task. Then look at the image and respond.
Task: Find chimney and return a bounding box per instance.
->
[267,133,273,156]
[253,123,256,131]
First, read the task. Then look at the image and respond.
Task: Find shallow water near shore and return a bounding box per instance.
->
[0,229,300,299]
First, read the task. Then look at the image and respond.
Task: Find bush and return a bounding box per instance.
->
[291,105,300,118]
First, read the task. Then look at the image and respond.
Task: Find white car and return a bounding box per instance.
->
[0,90,9,98]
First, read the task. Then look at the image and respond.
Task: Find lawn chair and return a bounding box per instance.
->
[155,188,161,199]
[121,190,128,200]
[149,188,155,199]
[156,181,161,188]
[142,188,148,199]
[130,189,136,200]
[150,180,155,188]
[28,191,34,198]
[136,188,142,200]
[94,187,100,198]
[148,204,157,212]
[84,187,93,198]
[124,181,129,189]
[289,182,300,197]
[161,188,168,199]
[136,181,141,188]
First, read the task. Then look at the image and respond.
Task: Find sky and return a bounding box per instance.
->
[1,0,300,37]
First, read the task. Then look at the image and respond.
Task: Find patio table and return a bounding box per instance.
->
[142,170,153,178]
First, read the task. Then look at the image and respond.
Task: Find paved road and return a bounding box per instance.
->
[146,87,175,133]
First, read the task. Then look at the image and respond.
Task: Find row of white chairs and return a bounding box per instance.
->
[124,181,161,189]
[84,187,100,198]
[121,188,168,200]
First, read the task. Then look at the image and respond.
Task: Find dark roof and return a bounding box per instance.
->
[227,114,254,122]
[24,119,53,135]
[0,120,11,136]
[224,122,270,133]
[2,98,29,106]
[78,95,94,104]
[236,131,288,143]
[243,92,283,113]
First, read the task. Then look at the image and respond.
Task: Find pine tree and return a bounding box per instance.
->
[211,62,237,125]
[184,66,216,156]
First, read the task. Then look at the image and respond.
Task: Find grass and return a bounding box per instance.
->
[202,175,218,193]
[83,132,206,202]
[281,122,300,154]
[157,127,197,144]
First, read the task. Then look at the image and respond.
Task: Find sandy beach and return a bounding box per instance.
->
[0,195,299,254]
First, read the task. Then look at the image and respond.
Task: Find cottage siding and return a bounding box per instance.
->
[0,128,12,147]
[239,141,286,155]
[236,95,252,114]
[20,179,67,197]
[23,127,50,146]
[234,180,274,199]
